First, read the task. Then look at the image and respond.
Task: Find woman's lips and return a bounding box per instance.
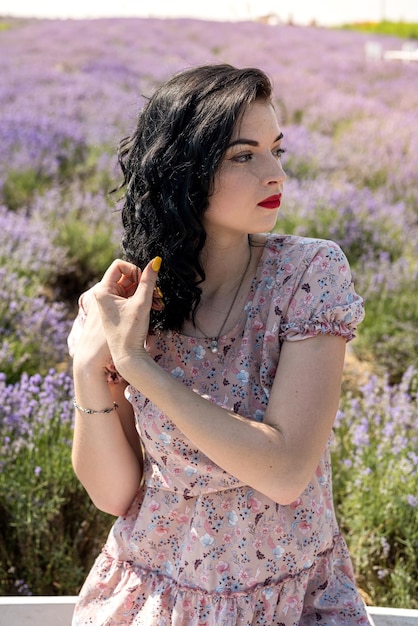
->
[257,194,281,209]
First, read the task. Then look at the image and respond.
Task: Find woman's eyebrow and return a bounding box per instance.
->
[227,132,284,148]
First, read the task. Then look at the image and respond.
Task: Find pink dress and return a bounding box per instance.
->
[69,234,371,625]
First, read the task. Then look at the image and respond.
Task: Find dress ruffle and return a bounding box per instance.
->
[280,318,358,342]
[74,534,370,626]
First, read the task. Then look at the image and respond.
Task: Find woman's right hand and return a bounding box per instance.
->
[72,287,112,372]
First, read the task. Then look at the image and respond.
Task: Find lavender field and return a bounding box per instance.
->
[0,17,417,606]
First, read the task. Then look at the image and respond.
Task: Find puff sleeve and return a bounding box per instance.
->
[279,239,364,342]
[67,287,125,384]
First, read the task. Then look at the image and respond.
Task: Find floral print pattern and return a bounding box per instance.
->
[71,235,371,625]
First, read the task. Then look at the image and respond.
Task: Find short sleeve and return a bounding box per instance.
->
[67,287,125,384]
[279,240,364,342]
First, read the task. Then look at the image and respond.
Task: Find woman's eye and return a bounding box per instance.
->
[273,147,286,158]
[231,153,252,163]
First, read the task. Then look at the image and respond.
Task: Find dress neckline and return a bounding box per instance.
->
[172,234,272,344]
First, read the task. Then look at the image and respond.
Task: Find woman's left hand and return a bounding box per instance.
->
[94,257,162,370]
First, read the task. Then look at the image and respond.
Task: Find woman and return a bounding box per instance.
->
[69,64,372,625]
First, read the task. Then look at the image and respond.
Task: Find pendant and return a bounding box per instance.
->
[209,339,218,353]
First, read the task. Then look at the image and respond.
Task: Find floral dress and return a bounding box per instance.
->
[69,234,372,626]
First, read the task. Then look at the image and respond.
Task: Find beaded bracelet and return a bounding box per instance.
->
[73,397,119,414]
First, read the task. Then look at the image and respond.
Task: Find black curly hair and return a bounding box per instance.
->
[117,64,273,332]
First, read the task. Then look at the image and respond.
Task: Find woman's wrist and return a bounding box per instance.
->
[73,353,113,399]
[73,397,119,415]
[113,350,152,385]
[73,350,111,376]
[73,375,116,415]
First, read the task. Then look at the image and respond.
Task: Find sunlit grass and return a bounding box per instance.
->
[341,20,418,39]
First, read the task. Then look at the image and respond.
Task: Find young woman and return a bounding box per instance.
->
[69,64,372,625]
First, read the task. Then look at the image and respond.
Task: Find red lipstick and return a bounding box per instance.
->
[257,194,281,209]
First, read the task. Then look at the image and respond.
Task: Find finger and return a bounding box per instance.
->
[117,272,139,297]
[102,259,139,287]
[96,260,140,298]
[131,257,162,308]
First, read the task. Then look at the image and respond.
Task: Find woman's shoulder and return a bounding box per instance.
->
[259,234,364,341]
[263,233,346,265]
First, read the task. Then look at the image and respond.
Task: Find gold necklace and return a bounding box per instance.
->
[195,246,252,354]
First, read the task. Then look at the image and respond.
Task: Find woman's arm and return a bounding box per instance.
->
[95,258,346,506]
[117,333,345,505]
[71,295,143,517]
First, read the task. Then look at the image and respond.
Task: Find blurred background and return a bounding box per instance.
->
[1,0,418,24]
[1,0,417,609]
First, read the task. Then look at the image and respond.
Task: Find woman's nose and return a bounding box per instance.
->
[262,155,287,186]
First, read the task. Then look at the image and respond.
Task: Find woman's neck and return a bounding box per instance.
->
[200,237,250,296]
[180,233,267,340]
[199,233,266,297]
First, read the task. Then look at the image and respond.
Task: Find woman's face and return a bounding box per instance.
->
[204,99,287,238]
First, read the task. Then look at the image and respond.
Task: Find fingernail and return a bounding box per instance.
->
[155,287,164,299]
[152,256,162,272]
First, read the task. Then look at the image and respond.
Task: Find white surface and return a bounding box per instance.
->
[0,597,76,626]
[0,597,418,626]
[384,49,418,60]
[368,607,418,626]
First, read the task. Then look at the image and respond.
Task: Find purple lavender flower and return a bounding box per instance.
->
[0,267,72,381]
[0,369,74,462]
[407,494,418,508]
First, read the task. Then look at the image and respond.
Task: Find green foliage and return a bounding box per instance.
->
[0,375,113,595]
[342,20,418,39]
[332,368,418,608]
[291,109,304,125]
[280,154,320,180]
[1,141,95,211]
[55,209,120,291]
[0,21,13,32]
[353,290,418,385]
[277,193,405,270]
[56,144,117,197]
[0,273,71,384]
[3,169,51,211]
